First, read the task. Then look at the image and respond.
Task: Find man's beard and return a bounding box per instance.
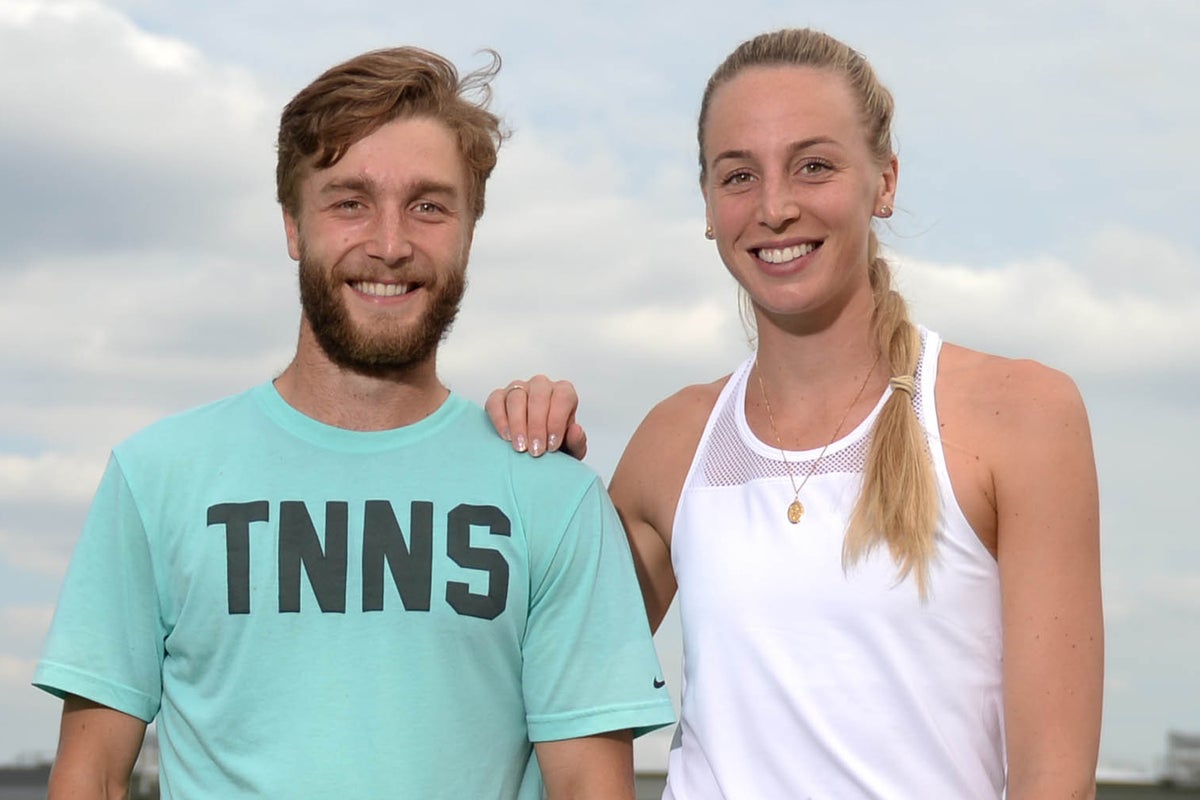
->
[298,254,466,375]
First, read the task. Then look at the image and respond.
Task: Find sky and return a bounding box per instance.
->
[1,0,1198,777]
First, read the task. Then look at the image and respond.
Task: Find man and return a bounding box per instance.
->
[34,47,673,799]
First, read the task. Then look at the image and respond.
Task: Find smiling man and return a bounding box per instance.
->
[33,47,672,800]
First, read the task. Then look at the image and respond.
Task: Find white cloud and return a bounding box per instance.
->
[896,230,1200,379]
[0,653,35,689]
[0,604,55,651]
[0,0,268,162]
[599,301,734,358]
[0,528,73,578]
[0,454,102,504]
[1079,227,1200,299]
[0,0,280,258]
[0,653,59,763]
[1116,572,1200,618]
[438,130,742,407]
[0,251,296,425]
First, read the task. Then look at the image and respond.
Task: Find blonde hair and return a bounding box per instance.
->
[701,29,939,595]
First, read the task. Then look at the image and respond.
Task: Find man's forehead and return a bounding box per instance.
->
[302,119,468,195]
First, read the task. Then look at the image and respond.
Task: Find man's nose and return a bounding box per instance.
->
[364,206,414,264]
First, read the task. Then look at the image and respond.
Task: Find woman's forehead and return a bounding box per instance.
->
[703,66,863,148]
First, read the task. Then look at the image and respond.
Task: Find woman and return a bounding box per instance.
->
[490,28,1102,798]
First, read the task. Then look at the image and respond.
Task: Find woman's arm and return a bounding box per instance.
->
[987,360,1104,799]
[608,383,721,631]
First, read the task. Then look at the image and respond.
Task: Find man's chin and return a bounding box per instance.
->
[300,273,463,376]
[314,324,448,374]
[324,344,429,374]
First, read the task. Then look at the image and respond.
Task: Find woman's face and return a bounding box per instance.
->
[701,66,896,323]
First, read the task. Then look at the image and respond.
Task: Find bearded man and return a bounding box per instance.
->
[34,46,672,800]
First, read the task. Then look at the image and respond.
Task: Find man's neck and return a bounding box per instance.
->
[274,340,449,432]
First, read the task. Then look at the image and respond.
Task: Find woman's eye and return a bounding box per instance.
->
[800,161,831,176]
[722,171,754,186]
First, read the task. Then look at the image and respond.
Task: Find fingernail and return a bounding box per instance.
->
[501,429,512,442]
[548,434,559,451]
[531,438,544,457]
[515,434,527,452]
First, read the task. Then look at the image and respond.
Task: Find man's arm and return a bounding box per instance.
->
[48,695,147,800]
[534,730,635,800]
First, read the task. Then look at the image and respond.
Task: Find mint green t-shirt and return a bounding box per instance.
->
[35,384,673,799]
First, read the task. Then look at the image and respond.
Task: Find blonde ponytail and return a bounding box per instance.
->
[843,243,940,596]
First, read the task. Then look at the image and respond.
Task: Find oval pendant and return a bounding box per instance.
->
[787,500,804,524]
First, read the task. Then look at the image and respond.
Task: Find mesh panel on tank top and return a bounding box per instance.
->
[692,333,931,490]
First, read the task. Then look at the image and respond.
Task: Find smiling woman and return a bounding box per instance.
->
[491,26,1104,800]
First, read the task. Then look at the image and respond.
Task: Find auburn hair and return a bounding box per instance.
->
[276,46,506,221]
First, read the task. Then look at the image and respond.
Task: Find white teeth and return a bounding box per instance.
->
[758,243,817,264]
[352,281,412,297]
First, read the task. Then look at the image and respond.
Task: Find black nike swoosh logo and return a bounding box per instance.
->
[653,678,666,689]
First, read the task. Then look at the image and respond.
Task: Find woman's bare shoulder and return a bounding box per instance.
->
[617,375,729,484]
[939,342,1085,412]
[937,341,1090,456]
[640,376,729,434]
[611,375,731,553]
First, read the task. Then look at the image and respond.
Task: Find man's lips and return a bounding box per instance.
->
[349,280,416,297]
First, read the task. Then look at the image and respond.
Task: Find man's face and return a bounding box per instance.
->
[283,116,473,373]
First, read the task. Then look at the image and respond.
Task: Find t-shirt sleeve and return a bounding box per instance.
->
[520,476,675,742]
[33,453,164,722]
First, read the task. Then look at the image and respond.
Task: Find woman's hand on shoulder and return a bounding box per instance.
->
[485,375,587,459]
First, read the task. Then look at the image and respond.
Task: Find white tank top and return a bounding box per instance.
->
[664,328,1005,799]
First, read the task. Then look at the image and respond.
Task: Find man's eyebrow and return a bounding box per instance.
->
[318,176,373,195]
[710,136,840,166]
[409,179,460,198]
[316,176,460,198]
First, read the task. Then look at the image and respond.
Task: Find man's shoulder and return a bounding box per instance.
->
[115,384,264,458]
[451,397,601,473]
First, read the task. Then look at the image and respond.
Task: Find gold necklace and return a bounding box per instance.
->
[754,352,881,524]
